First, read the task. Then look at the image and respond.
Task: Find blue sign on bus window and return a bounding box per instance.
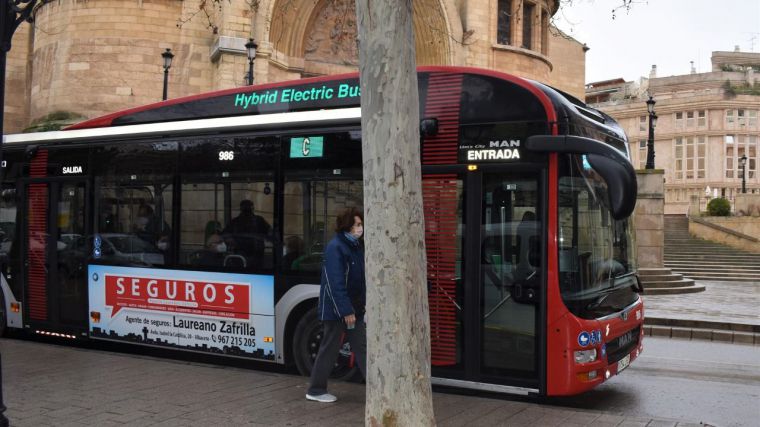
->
[290,136,324,158]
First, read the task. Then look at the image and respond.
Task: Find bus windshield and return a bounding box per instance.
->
[558,154,638,319]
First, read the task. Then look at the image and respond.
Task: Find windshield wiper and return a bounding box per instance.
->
[602,271,635,290]
[587,273,638,309]
[585,286,618,310]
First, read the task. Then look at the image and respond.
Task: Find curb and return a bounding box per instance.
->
[645,317,760,345]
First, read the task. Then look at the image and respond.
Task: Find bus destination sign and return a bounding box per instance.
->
[459,139,522,163]
[290,136,324,158]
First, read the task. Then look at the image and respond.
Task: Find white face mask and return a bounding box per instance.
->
[157,241,168,251]
[215,242,227,253]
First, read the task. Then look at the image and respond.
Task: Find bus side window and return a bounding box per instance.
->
[223,191,274,270]
[180,183,225,267]
[180,180,274,271]
[282,180,363,273]
[95,182,173,267]
[0,187,20,298]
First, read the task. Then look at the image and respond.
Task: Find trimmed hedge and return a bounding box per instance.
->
[706,197,731,216]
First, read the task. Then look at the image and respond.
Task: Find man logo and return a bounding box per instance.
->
[618,331,634,348]
[489,139,521,148]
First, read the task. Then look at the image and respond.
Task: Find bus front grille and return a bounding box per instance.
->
[606,326,640,364]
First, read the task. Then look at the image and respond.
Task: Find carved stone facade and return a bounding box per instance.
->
[4,0,586,133]
[303,0,359,69]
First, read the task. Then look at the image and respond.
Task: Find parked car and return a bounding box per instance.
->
[98,233,165,266]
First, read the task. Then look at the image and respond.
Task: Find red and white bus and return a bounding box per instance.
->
[0,66,643,396]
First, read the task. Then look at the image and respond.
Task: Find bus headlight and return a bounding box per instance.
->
[574,348,597,364]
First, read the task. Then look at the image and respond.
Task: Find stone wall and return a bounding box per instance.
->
[689,216,760,254]
[491,47,551,82]
[546,30,586,100]
[634,170,665,268]
[28,0,217,123]
[212,0,257,90]
[5,24,30,132]
[734,194,760,217]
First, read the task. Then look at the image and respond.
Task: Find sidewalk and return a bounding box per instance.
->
[643,280,760,344]
[0,338,700,427]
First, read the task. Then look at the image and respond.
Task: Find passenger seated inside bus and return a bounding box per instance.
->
[222,200,272,266]
[134,204,171,248]
[282,235,304,270]
[193,233,227,267]
[204,220,222,246]
[100,204,116,233]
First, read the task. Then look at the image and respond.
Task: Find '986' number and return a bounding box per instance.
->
[219,151,235,161]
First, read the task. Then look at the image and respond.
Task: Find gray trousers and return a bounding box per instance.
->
[307,319,366,395]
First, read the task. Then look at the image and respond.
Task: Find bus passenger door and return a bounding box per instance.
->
[476,170,543,389]
[24,180,89,333]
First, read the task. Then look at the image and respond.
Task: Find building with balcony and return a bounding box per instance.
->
[586,49,760,214]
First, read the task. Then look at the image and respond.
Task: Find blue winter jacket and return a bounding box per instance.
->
[317,233,366,321]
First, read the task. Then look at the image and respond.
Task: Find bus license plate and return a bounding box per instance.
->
[617,354,631,372]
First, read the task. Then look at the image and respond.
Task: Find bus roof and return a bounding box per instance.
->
[7,66,625,155]
[66,66,556,130]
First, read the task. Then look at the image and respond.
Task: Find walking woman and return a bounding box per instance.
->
[306,208,366,403]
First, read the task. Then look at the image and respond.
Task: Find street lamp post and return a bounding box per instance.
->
[161,48,174,101]
[645,96,657,169]
[740,154,747,194]
[245,38,258,86]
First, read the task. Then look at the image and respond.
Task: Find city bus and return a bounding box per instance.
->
[0,66,643,396]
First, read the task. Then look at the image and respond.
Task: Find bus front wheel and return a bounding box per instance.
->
[292,307,358,382]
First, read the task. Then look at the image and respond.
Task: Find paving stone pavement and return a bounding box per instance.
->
[644,281,760,328]
[0,338,701,427]
[2,279,753,425]
[642,280,760,345]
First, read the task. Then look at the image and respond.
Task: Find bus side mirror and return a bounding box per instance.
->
[525,135,637,220]
[633,274,644,293]
[585,153,637,220]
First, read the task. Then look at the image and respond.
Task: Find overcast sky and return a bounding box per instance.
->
[552,0,760,84]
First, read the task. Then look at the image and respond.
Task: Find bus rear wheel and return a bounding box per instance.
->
[292,307,358,381]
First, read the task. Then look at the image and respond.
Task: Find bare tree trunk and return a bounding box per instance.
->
[355,1,435,426]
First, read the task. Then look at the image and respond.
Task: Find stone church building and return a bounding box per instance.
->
[4,0,586,133]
